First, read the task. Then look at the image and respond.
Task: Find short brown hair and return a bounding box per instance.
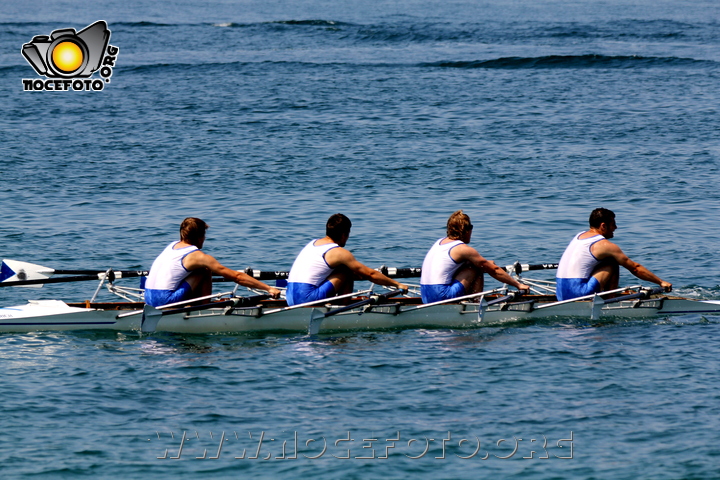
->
[447,210,472,239]
[180,217,208,246]
[589,208,615,229]
[326,213,352,243]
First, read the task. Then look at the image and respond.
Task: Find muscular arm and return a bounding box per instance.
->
[453,245,529,290]
[325,247,408,291]
[593,240,672,291]
[183,251,281,296]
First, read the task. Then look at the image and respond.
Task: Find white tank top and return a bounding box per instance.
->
[145,241,198,290]
[556,232,605,279]
[287,239,339,286]
[420,238,464,285]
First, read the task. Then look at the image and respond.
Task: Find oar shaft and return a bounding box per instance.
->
[603,287,666,305]
[53,269,148,276]
[0,275,100,287]
[486,291,522,306]
[0,270,147,287]
[322,289,405,318]
[239,267,423,281]
[159,299,235,316]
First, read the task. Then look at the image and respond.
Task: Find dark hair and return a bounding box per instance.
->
[447,210,472,239]
[589,208,615,229]
[180,217,208,246]
[326,213,352,243]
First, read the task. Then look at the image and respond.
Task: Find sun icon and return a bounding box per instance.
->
[51,41,84,73]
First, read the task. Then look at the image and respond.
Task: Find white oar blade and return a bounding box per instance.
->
[0,259,55,288]
[308,308,325,335]
[141,305,163,333]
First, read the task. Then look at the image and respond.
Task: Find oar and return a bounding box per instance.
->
[261,289,373,316]
[602,286,666,305]
[398,288,504,313]
[141,305,164,333]
[534,285,642,310]
[308,289,405,335]
[140,294,271,333]
[214,266,423,282]
[589,286,667,320]
[0,259,147,288]
[485,289,524,307]
[504,261,559,275]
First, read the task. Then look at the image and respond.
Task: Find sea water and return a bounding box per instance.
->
[1,0,719,477]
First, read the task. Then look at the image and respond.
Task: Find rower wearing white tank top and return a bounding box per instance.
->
[420,210,529,303]
[144,217,281,307]
[555,208,672,301]
[286,213,408,306]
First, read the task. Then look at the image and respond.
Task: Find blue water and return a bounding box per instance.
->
[1,0,720,477]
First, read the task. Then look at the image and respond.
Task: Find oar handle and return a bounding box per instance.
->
[243,268,290,280]
[505,262,559,275]
[376,266,422,278]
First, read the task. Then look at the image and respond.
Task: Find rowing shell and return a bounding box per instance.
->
[1,294,719,334]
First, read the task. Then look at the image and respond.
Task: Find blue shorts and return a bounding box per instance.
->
[286,281,336,306]
[144,281,193,307]
[555,277,601,301]
[420,280,466,304]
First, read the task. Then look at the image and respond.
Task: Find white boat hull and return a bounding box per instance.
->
[1,296,719,334]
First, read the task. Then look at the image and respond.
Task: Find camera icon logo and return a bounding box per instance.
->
[22,21,119,91]
[22,21,110,78]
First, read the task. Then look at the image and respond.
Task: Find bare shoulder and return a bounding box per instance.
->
[451,243,480,262]
[592,238,624,258]
[324,245,353,266]
[183,249,215,269]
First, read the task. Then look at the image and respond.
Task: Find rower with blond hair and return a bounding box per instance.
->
[420,210,529,303]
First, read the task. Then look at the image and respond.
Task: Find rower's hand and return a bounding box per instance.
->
[661,281,672,293]
[268,287,282,299]
[517,283,530,293]
[397,283,409,294]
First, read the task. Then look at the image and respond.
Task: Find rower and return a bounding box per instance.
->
[420,210,529,303]
[555,208,672,301]
[144,217,281,307]
[285,213,408,306]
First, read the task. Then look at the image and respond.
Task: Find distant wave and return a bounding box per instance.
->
[3,19,717,45]
[0,19,352,28]
[112,21,177,27]
[0,65,29,73]
[22,55,713,73]
[269,20,350,26]
[422,55,713,69]
[210,19,351,28]
[0,21,179,28]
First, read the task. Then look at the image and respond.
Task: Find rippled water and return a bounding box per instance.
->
[1,0,719,477]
